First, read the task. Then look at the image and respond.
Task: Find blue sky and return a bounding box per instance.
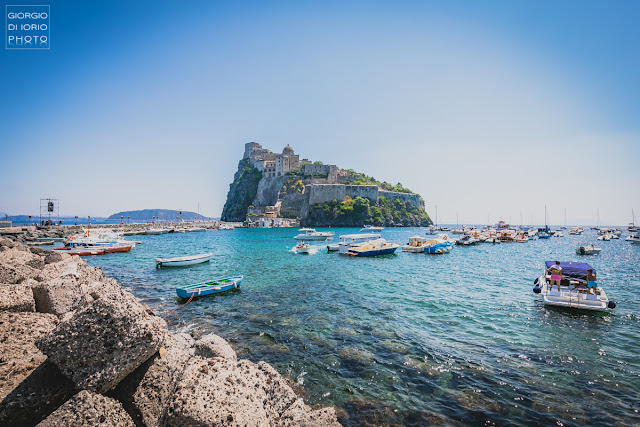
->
[1,0,638,225]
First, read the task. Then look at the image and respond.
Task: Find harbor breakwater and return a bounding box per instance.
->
[0,236,340,426]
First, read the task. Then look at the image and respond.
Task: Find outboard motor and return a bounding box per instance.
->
[608,300,617,309]
[580,246,585,255]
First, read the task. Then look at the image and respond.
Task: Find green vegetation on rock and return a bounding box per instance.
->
[304,196,431,227]
[342,170,413,193]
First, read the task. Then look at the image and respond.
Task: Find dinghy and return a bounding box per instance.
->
[156,253,213,268]
[176,276,243,299]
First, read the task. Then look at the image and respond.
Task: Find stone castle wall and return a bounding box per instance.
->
[379,190,424,208]
[307,184,423,208]
[307,184,346,206]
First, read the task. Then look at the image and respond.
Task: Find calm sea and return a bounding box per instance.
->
[83,227,640,426]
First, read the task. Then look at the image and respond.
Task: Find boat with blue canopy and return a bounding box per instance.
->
[533,262,615,311]
[176,275,243,299]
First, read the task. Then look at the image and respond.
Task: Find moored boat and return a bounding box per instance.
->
[402,236,428,253]
[361,225,384,232]
[576,244,602,255]
[176,276,242,298]
[54,247,106,256]
[336,233,382,254]
[532,261,615,311]
[345,238,399,256]
[294,228,334,240]
[156,253,213,268]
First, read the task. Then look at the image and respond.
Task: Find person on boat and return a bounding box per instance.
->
[547,261,563,291]
[586,268,597,295]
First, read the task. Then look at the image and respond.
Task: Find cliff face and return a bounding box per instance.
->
[220,159,262,222]
[303,196,431,227]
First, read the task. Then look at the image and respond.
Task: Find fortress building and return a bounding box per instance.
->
[244,142,300,177]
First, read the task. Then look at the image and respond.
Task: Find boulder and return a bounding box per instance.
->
[32,276,89,316]
[37,390,135,427]
[277,398,341,427]
[0,312,58,400]
[0,261,41,284]
[0,280,36,312]
[109,334,195,426]
[36,295,169,393]
[194,333,237,361]
[0,245,40,267]
[0,361,76,427]
[44,251,67,264]
[162,357,301,426]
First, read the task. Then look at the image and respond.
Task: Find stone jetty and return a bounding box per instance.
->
[0,237,340,426]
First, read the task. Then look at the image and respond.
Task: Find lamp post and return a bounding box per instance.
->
[74,215,78,226]
[88,216,91,235]
[28,215,31,226]
[121,215,123,225]
[127,216,130,225]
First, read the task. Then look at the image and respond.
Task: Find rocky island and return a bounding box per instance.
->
[221,143,432,227]
[0,236,340,426]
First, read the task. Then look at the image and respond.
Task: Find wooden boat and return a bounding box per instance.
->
[54,247,106,256]
[176,276,242,299]
[156,253,213,268]
[103,243,134,253]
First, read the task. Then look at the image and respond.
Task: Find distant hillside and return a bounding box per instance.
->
[108,209,208,221]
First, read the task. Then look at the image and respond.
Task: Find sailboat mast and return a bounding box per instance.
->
[435,205,438,227]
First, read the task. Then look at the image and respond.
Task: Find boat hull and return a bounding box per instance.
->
[346,246,399,257]
[176,276,242,298]
[537,276,610,311]
[156,253,213,268]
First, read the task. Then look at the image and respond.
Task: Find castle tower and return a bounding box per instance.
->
[244,142,262,159]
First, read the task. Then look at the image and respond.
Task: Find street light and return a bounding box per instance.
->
[74,215,78,225]
[121,215,123,225]
[127,216,130,224]
[28,215,31,226]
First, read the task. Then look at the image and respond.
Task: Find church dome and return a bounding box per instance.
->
[282,145,294,155]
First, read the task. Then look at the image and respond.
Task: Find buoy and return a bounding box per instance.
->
[608,301,616,309]
[533,285,541,294]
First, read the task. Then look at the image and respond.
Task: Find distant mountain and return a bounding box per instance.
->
[107,209,209,221]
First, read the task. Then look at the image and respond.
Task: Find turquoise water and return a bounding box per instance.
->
[85,228,640,425]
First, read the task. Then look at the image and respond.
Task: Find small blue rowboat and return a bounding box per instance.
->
[176,276,243,299]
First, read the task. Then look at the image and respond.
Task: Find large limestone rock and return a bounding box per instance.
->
[0,312,58,400]
[109,333,194,427]
[0,279,36,312]
[194,333,237,361]
[36,295,168,393]
[0,361,76,427]
[37,390,135,427]
[162,357,300,426]
[32,276,89,316]
[278,398,342,427]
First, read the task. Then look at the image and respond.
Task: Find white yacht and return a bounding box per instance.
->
[576,244,602,255]
[294,228,335,240]
[361,225,384,232]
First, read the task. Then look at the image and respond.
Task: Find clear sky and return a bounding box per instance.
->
[1,0,638,225]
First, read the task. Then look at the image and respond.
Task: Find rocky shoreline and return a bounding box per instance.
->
[0,236,340,426]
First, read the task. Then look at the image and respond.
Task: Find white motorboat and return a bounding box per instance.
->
[568,226,584,235]
[361,225,384,232]
[533,261,616,311]
[327,243,339,252]
[576,244,602,255]
[597,234,612,241]
[402,236,428,253]
[424,226,438,235]
[155,253,213,268]
[455,235,479,246]
[145,228,166,235]
[336,233,382,254]
[295,242,311,254]
[344,238,400,256]
[626,232,640,244]
[294,228,335,241]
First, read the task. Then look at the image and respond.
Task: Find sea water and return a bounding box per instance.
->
[86,228,640,425]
